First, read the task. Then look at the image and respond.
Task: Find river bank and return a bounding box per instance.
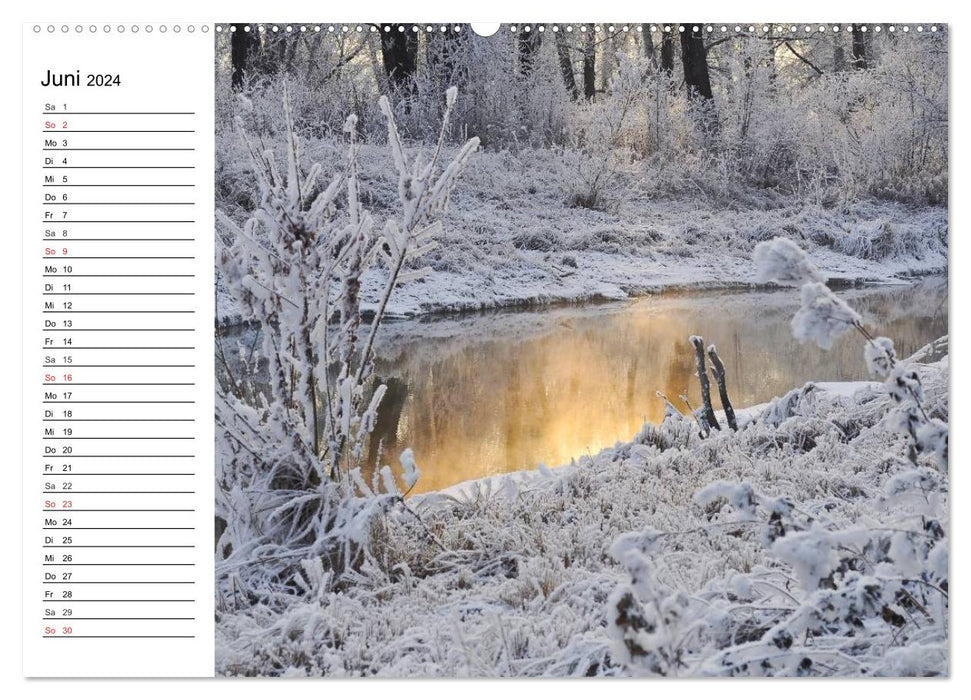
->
[216,143,947,323]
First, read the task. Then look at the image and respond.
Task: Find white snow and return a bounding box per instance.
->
[399,448,421,490]
[791,281,862,350]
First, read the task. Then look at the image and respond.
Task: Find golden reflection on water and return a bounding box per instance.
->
[367,284,946,493]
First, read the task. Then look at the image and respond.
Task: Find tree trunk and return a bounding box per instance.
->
[641,24,658,70]
[230,24,252,90]
[601,31,618,91]
[680,24,714,100]
[380,24,419,90]
[583,25,597,100]
[440,27,462,82]
[555,33,579,100]
[519,28,541,76]
[368,29,391,96]
[851,24,868,70]
[660,30,676,75]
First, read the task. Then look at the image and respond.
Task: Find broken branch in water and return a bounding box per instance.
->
[690,335,721,432]
[707,344,738,431]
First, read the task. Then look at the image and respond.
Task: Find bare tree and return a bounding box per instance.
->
[380,24,419,90]
[833,31,847,71]
[680,24,714,100]
[519,27,542,76]
[641,24,658,70]
[680,24,719,137]
[660,30,676,75]
[230,24,257,90]
[851,25,868,70]
[555,31,580,100]
[583,25,597,100]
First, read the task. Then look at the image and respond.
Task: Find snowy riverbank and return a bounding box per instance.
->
[369,198,947,318]
[216,144,948,323]
[215,355,948,677]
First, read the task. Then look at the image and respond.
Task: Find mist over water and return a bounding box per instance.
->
[365,281,947,492]
[218,280,947,494]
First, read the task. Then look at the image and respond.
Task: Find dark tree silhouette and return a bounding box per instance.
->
[380,24,419,90]
[680,25,714,100]
[660,30,676,75]
[851,25,868,70]
[641,24,658,70]
[230,24,256,90]
[555,32,579,100]
[519,28,542,76]
[583,25,597,100]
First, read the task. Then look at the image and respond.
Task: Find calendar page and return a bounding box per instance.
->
[21,16,952,682]
[21,23,216,677]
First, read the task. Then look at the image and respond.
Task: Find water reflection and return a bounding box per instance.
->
[365,281,947,492]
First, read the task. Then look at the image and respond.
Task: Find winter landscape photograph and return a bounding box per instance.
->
[212,22,949,677]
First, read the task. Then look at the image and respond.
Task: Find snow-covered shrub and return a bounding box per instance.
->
[215,86,478,605]
[560,54,647,211]
[607,530,701,675]
[831,219,940,262]
[753,235,827,284]
[607,381,949,677]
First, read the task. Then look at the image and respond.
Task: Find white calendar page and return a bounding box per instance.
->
[12,0,967,691]
[21,23,215,678]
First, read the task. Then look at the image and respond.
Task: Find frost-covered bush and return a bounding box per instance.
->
[215,86,478,606]
[560,54,648,210]
[754,236,946,465]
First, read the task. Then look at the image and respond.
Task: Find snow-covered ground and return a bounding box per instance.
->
[216,143,948,322]
[215,355,948,677]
